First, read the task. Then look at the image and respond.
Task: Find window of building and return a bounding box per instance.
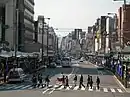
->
[24,0,34,10]
[24,9,34,18]
[24,18,33,27]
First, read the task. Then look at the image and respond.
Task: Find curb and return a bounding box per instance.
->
[113,75,127,92]
[106,70,130,93]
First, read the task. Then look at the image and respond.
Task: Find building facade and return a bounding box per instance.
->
[118,4,130,47]
[0,0,35,52]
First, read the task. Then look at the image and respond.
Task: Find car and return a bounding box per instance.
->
[7,68,26,82]
[47,62,57,68]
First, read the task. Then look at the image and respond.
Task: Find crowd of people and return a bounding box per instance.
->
[31,72,100,90]
[32,73,50,88]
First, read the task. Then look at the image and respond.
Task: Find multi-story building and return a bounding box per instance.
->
[36,15,58,61]
[106,16,117,53]
[86,26,95,53]
[0,0,35,52]
[118,4,130,47]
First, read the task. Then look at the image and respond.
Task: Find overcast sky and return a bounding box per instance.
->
[34,0,129,37]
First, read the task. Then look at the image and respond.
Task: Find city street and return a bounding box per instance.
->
[0,61,130,97]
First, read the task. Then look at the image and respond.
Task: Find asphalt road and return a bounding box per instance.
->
[0,60,130,97]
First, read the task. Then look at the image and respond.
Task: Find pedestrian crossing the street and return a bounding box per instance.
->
[0,84,125,93]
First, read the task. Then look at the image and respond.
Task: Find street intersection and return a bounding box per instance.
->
[0,61,129,97]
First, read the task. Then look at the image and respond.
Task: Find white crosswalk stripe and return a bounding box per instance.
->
[103,88,108,92]
[110,88,116,93]
[117,89,123,93]
[81,86,85,90]
[14,85,25,89]
[88,87,93,91]
[57,85,64,90]
[21,85,32,89]
[0,83,125,94]
[7,85,17,89]
[73,86,79,90]
[96,87,100,92]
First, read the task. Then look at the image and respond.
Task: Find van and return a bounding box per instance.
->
[7,68,26,82]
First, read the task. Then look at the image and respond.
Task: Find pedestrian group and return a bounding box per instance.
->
[31,72,100,90]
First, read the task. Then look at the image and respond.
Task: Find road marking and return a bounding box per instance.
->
[28,86,33,89]
[81,86,85,90]
[6,85,17,89]
[48,88,55,94]
[117,89,123,93]
[66,87,70,90]
[69,85,72,89]
[113,75,127,92]
[14,85,25,89]
[54,85,59,88]
[103,88,108,92]
[88,87,93,91]
[21,85,31,89]
[73,86,79,90]
[96,87,100,91]
[110,88,116,92]
[42,88,50,94]
[57,85,64,90]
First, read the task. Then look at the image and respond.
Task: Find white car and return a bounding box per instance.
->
[7,68,26,82]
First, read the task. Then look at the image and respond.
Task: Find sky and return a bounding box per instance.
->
[34,0,130,37]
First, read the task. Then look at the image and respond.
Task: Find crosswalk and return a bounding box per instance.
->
[49,84,124,93]
[0,84,125,93]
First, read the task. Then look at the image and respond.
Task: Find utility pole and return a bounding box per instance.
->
[47,25,49,64]
[42,17,44,65]
[14,9,19,67]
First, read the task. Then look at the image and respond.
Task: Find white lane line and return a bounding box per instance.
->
[73,86,79,90]
[21,85,31,89]
[42,88,50,94]
[117,89,123,93]
[111,88,116,93]
[57,85,64,90]
[103,88,108,92]
[81,86,85,90]
[14,85,25,89]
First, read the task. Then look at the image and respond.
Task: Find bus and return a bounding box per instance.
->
[61,57,71,68]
